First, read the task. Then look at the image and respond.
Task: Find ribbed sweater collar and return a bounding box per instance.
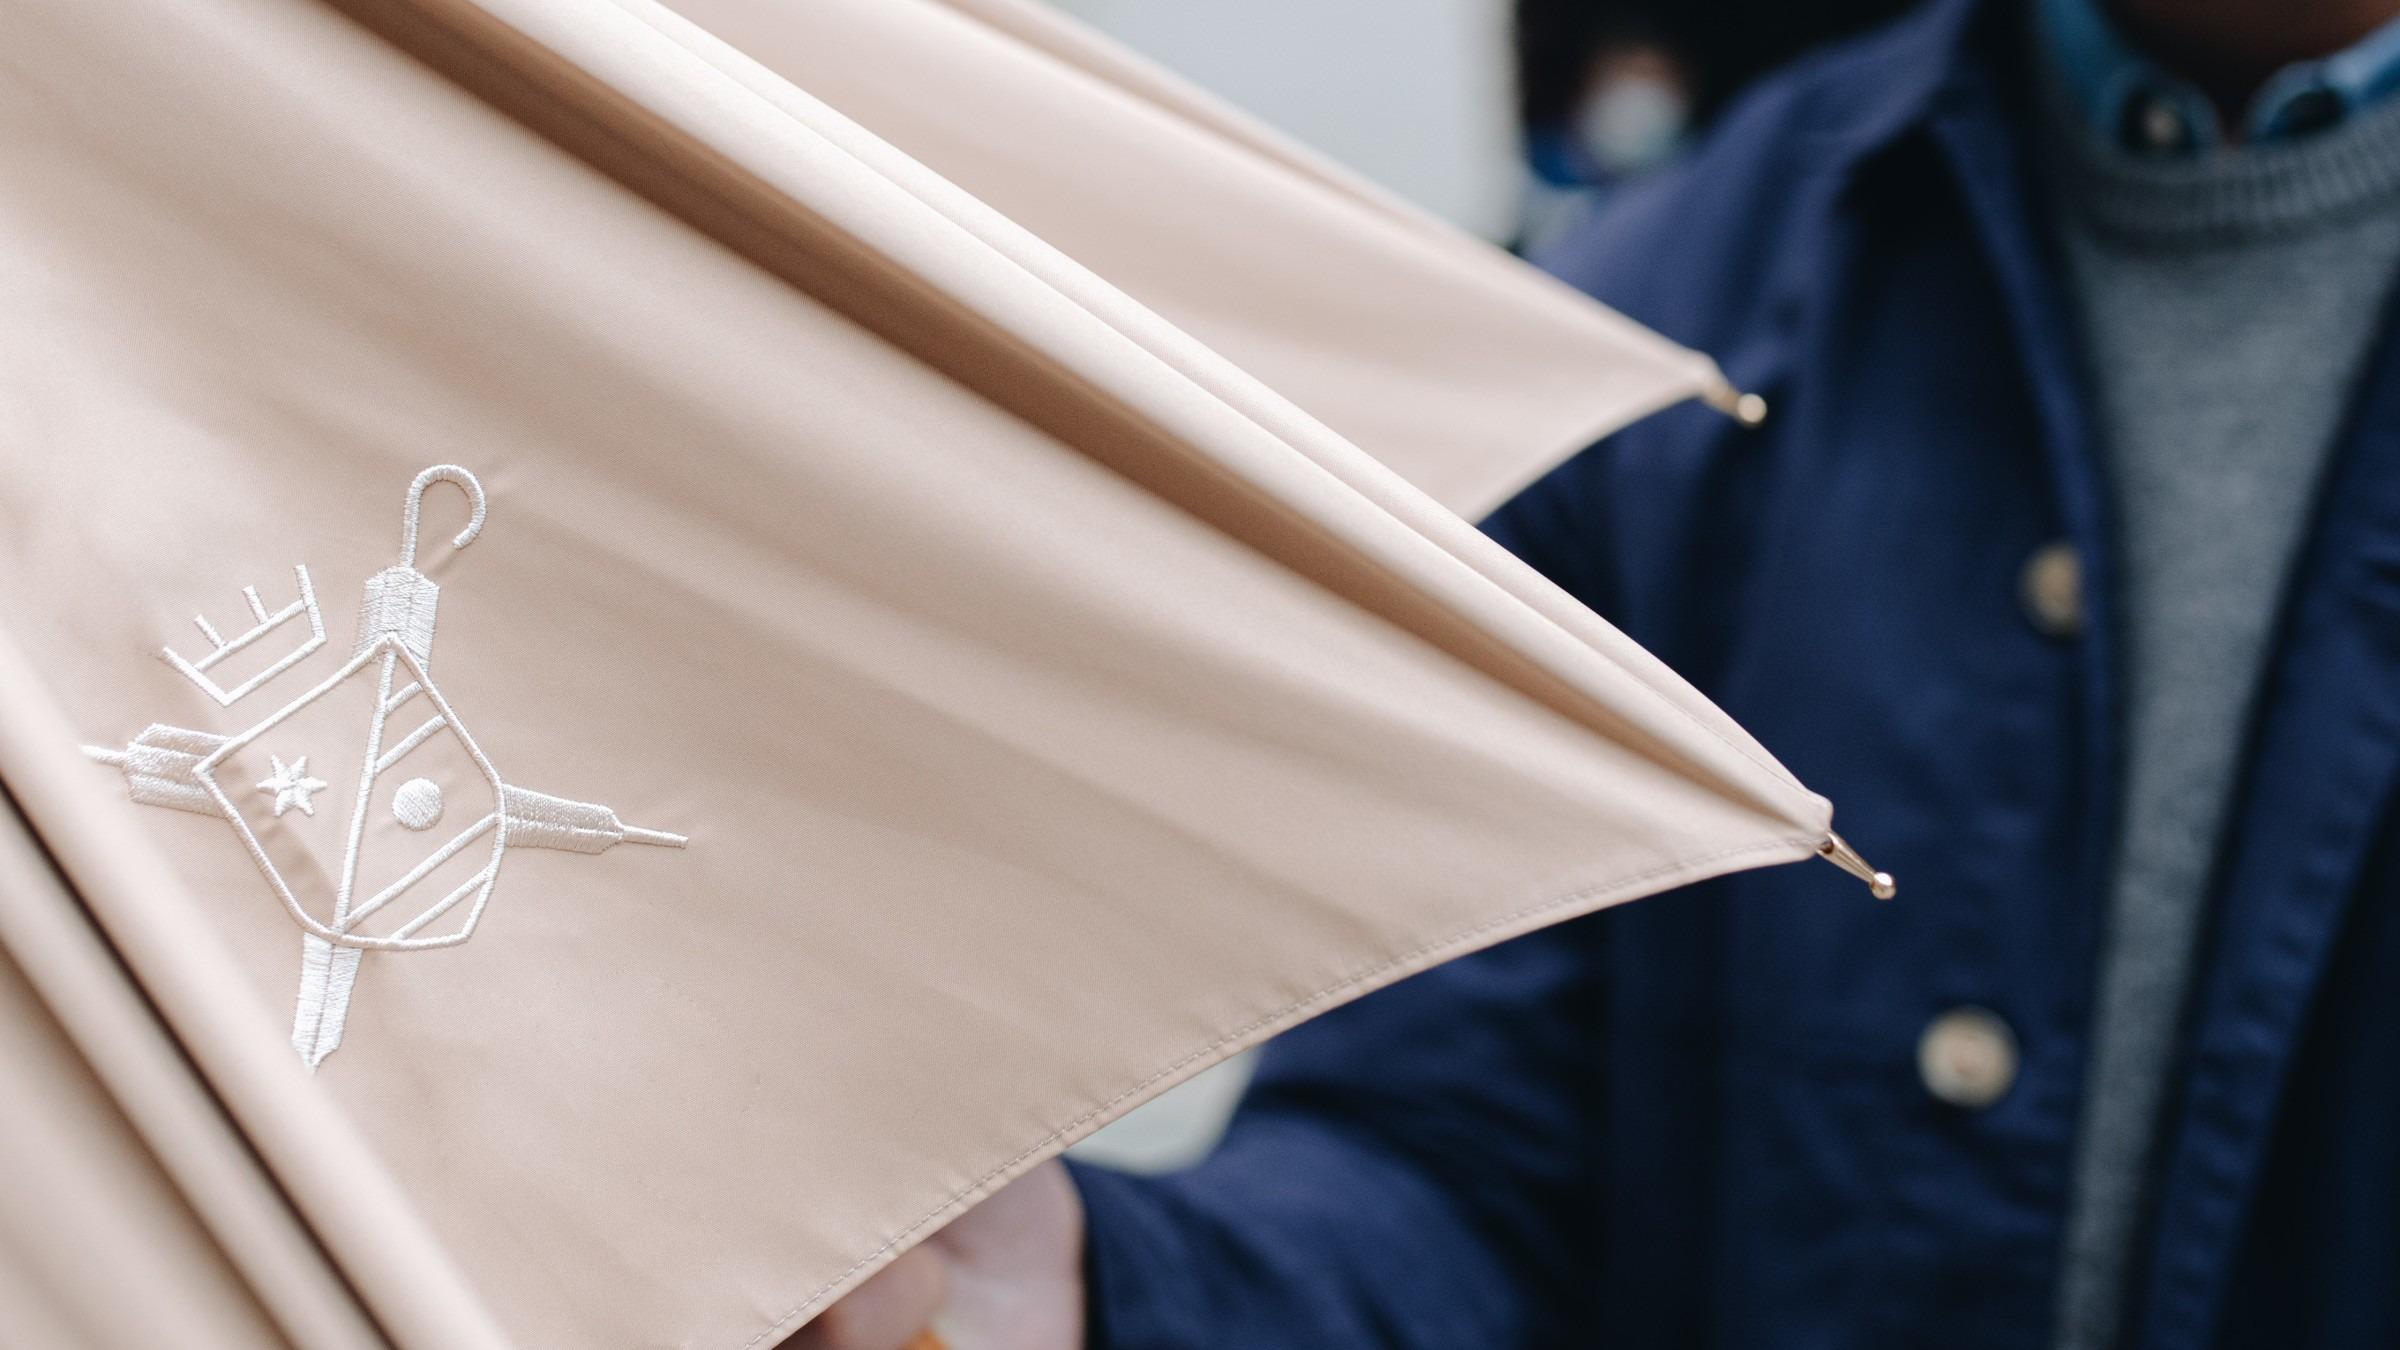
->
[2037,68,2400,245]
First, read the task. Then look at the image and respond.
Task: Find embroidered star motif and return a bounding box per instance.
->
[257,754,328,817]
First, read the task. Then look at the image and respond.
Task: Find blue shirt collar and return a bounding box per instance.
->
[2040,0,2400,151]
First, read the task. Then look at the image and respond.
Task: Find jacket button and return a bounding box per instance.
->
[1918,1007,2018,1109]
[2020,541,2083,638]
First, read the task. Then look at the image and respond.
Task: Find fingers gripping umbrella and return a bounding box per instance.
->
[0,0,1888,1345]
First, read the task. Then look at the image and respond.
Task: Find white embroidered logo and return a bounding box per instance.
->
[84,465,687,1069]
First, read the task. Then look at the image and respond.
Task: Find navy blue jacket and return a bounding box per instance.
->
[1072,2,2400,1345]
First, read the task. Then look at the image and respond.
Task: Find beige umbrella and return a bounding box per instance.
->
[0,0,1882,1345]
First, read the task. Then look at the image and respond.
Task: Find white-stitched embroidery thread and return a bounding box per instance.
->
[83,464,687,1069]
[83,725,230,815]
[392,777,444,831]
[159,564,327,707]
[256,754,328,817]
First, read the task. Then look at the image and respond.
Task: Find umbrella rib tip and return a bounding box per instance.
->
[1818,832,1897,900]
[1700,381,1771,428]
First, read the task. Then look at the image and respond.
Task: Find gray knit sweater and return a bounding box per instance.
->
[2038,71,2400,1350]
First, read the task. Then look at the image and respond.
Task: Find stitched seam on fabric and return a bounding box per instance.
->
[733,832,1815,1350]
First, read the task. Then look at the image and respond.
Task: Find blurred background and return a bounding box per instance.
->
[1049,0,1921,251]
[1059,0,1921,1172]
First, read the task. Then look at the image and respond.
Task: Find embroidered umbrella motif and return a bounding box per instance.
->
[82,464,687,1068]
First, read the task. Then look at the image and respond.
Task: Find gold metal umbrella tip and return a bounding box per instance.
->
[1818,832,1896,900]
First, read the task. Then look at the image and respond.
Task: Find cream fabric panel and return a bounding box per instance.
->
[0,787,401,1349]
[0,948,293,1350]
[664,0,1726,520]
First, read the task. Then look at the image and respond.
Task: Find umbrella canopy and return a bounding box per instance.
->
[659,0,1750,520]
[0,0,1868,1344]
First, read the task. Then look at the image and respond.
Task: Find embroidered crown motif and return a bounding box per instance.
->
[84,464,686,1068]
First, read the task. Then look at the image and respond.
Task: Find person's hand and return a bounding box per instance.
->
[784,1158,1086,1350]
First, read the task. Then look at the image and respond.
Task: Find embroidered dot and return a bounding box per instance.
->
[392,777,444,831]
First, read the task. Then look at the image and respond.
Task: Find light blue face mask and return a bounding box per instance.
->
[1575,74,1690,175]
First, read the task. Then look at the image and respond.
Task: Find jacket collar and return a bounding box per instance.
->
[1800,0,2001,170]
